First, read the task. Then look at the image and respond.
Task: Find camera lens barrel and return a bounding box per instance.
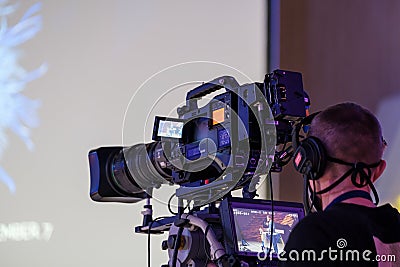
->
[112,142,171,194]
[111,150,144,194]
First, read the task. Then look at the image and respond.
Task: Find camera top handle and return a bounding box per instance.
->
[185,76,240,110]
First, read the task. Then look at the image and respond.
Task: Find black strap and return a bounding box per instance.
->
[315,157,380,194]
[325,190,373,210]
[314,156,381,205]
[315,167,354,194]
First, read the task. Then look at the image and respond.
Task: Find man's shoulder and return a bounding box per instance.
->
[285,203,400,249]
[280,204,400,267]
[285,205,372,247]
[290,211,327,231]
[289,203,391,235]
[284,212,334,249]
[290,208,340,232]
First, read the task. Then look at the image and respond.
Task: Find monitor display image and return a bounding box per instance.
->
[230,200,304,256]
[157,120,184,139]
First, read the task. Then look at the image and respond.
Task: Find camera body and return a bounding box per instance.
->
[89,70,307,203]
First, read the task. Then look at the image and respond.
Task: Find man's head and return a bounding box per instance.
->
[309,102,386,180]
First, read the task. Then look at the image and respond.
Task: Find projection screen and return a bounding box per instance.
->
[0,1,267,266]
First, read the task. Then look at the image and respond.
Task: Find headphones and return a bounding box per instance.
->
[293,136,327,181]
[291,112,327,181]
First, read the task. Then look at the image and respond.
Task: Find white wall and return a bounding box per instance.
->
[0,1,267,266]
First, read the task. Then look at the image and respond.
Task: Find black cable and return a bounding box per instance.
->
[168,193,178,215]
[303,175,311,215]
[273,140,295,169]
[203,224,212,267]
[310,178,316,212]
[185,200,193,213]
[281,139,288,152]
[277,147,294,166]
[171,197,187,267]
[171,226,184,267]
[267,171,274,259]
[147,216,169,267]
[168,194,192,215]
[302,163,317,215]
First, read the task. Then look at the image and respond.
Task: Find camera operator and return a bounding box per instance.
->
[281,102,400,266]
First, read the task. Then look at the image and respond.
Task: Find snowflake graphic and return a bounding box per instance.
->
[0,1,46,194]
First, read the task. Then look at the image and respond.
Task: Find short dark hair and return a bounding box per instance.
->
[309,102,384,166]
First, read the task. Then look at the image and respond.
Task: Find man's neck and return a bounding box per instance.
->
[322,188,376,210]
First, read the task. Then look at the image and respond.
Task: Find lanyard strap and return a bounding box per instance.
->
[325,190,373,210]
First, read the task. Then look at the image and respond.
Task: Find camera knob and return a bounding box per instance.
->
[177,106,188,116]
[167,235,177,249]
[165,234,185,249]
[161,240,168,250]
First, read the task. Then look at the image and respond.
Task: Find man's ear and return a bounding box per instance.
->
[371,159,386,183]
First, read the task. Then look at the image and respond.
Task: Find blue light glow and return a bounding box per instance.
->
[0,1,46,194]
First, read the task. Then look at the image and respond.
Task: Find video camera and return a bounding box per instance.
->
[88,70,308,266]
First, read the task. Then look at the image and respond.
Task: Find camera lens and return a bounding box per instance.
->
[112,142,171,195]
[111,149,143,194]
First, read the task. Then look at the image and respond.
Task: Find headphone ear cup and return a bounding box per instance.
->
[293,137,327,180]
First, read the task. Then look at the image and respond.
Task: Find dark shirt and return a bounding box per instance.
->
[280,203,400,266]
